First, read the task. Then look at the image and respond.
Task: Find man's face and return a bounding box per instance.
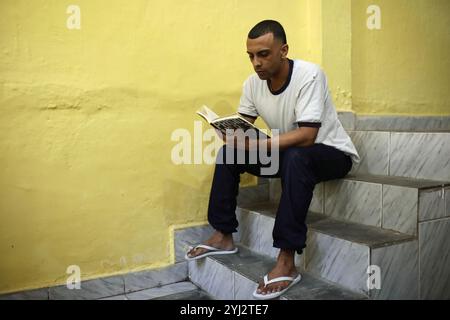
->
[246,32,288,80]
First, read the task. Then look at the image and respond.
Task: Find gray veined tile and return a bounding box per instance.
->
[49,275,124,300]
[237,205,306,268]
[382,185,418,235]
[236,208,260,251]
[347,131,389,176]
[126,281,197,300]
[210,246,366,300]
[370,240,419,299]
[188,258,234,300]
[237,184,270,206]
[324,179,382,227]
[305,232,369,294]
[0,287,49,300]
[269,179,282,203]
[337,111,356,131]
[257,212,278,259]
[419,188,446,221]
[211,245,263,271]
[419,218,450,299]
[152,289,213,300]
[99,294,128,300]
[213,247,275,280]
[233,272,258,300]
[174,225,215,263]
[345,174,449,190]
[308,215,413,248]
[310,183,324,213]
[123,262,188,293]
[282,273,367,300]
[390,132,450,181]
[445,187,450,217]
[239,201,278,216]
[355,115,450,132]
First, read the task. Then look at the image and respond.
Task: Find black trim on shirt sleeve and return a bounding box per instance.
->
[297,122,322,128]
[238,112,258,119]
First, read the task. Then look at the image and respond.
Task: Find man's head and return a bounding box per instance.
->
[246,20,289,80]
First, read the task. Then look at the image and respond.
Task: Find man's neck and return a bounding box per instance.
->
[269,59,291,91]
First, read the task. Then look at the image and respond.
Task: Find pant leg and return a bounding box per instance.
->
[207,145,280,234]
[272,143,352,254]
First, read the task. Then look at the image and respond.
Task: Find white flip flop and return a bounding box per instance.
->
[252,273,302,300]
[184,244,239,261]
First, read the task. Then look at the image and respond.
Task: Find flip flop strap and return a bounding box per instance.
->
[263,275,295,286]
[193,244,221,251]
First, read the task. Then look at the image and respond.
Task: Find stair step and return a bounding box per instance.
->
[236,202,419,299]
[269,173,450,234]
[345,174,449,189]
[151,288,214,300]
[188,245,366,300]
[239,201,414,249]
[347,131,450,181]
[337,112,450,132]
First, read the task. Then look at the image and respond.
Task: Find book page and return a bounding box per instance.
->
[196,105,219,123]
[212,116,270,139]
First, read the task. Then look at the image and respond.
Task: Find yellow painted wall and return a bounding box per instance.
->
[0,0,311,293]
[322,0,353,111]
[1,0,448,294]
[351,0,450,115]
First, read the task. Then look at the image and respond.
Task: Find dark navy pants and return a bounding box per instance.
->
[207,143,353,255]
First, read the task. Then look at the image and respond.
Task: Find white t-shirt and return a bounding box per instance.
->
[237,59,360,165]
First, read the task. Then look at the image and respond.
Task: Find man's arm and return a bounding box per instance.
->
[237,126,318,151]
[238,113,257,124]
[268,126,319,150]
[226,114,319,151]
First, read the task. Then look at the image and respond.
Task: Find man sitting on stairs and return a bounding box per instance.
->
[186,20,360,299]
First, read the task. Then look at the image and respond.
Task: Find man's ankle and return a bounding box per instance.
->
[214,230,232,239]
[276,249,295,267]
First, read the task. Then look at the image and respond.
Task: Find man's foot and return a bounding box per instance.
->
[186,230,235,259]
[256,249,298,296]
[256,264,299,296]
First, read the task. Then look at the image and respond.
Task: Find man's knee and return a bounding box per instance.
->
[281,146,314,171]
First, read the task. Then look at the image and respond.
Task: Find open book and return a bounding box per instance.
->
[196,105,270,139]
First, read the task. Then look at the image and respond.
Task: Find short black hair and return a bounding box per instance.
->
[248,20,287,44]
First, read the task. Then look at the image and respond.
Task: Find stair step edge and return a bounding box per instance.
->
[238,203,416,248]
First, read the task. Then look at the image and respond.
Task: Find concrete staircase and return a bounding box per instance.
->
[176,118,450,300]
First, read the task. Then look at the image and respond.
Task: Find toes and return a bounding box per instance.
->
[187,248,202,257]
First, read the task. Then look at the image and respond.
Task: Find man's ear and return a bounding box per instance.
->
[281,44,289,59]
[281,43,289,59]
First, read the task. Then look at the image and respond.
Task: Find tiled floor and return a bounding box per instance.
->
[97,281,213,300]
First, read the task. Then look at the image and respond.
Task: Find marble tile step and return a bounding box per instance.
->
[237,183,270,207]
[238,202,415,250]
[337,112,450,132]
[237,202,419,298]
[188,245,366,300]
[269,173,450,234]
[0,262,189,300]
[151,289,214,300]
[347,131,450,181]
[323,174,450,234]
[98,281,214,300]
